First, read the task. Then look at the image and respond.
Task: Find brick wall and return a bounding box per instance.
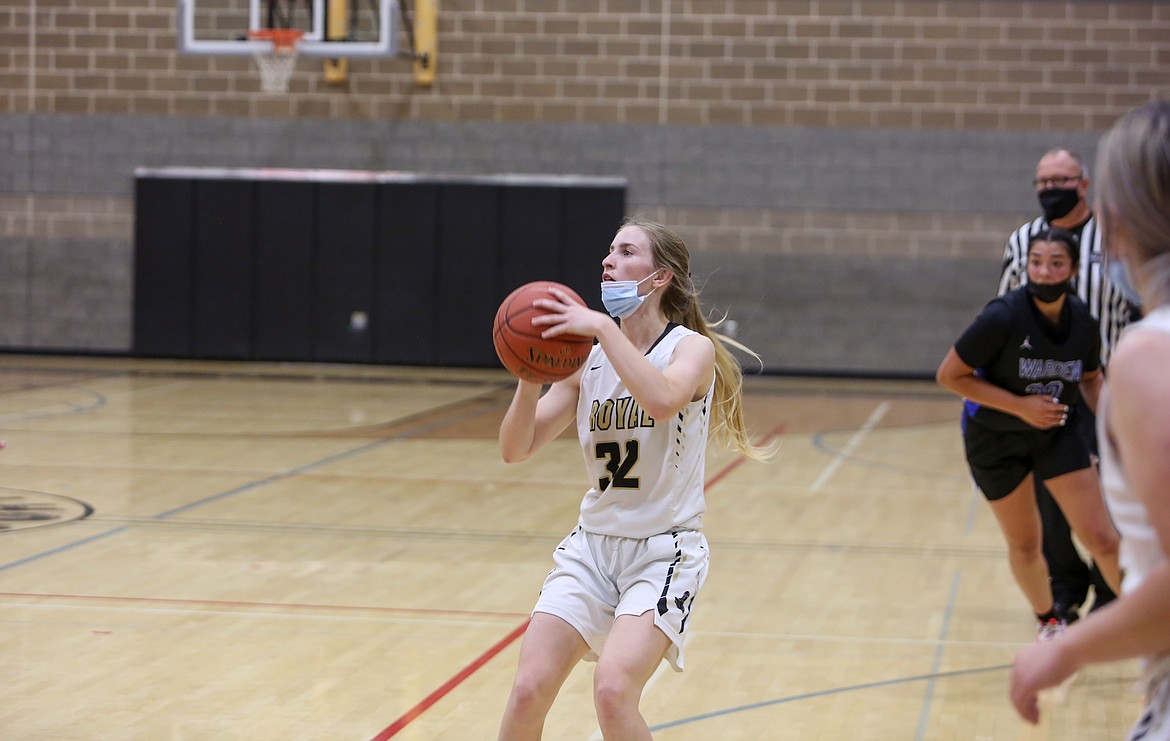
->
[5,2,1166,124]
[2,1,1168,373]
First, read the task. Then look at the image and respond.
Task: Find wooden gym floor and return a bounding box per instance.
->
[0,355,1143,740]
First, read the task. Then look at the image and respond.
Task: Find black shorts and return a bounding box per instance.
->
[963,409,1094,501]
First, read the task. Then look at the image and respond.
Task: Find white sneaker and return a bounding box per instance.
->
[1036,617,1066,642]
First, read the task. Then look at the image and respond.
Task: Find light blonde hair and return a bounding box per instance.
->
[620,217,775,461]
[1095,101,1170,309]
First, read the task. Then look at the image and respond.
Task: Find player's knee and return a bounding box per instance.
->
[507,673,555,720]
[1079,525,1120,559]
[592,669,637,721]
[1007,534,1043,559]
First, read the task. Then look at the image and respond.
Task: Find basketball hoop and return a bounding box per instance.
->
[247,28,305,93]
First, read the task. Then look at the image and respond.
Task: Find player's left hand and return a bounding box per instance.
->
[532,286,605,339]
[1009,641,1080,724]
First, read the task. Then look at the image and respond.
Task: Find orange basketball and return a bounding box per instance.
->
[493,281,593,384]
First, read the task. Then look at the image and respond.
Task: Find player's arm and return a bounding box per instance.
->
[936,348,1067,430]
[532,284,715,420]
[596,320,715,420]
[1011,329,1170,723]
[1089,329,1170,653]
[498,372,580,463]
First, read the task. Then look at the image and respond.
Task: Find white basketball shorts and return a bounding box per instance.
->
[1129,663,1170,741]
[533,525,709,672]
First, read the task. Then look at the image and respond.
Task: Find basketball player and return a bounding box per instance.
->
[1011,100,1170,739]
[495,218,772,740]
[937,228,1122,642]
[998,147,1137,621]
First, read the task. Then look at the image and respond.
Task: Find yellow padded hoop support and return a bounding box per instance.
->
[413,0,437,86]
[323,0,349,84]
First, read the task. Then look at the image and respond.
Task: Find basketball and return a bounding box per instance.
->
[493,281,593,384]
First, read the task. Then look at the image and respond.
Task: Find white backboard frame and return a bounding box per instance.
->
[177,0,398,58]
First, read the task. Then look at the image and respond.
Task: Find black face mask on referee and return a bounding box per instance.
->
[1038,188,1080,222]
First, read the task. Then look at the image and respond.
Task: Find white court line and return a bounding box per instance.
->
[809,401,890,492]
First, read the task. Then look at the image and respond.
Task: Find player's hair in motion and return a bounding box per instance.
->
[1095,100,1170,309]
[620,217,774,461]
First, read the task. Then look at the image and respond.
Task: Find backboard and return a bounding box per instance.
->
[177,0,398,58]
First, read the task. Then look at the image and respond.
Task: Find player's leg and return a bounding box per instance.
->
[1070,402,1118,613]
[1044,467,1122,595]
[498,612,590,741]
[987,473,1054,616]
[1036,478,1092,617]
[1088,562,1117,611]
[592,610,671,740]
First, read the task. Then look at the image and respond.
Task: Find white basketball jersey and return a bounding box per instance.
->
[1098,305,1170,683]
[576,323,713,538]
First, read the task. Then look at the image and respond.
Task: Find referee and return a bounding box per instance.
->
[996,147,1139,621]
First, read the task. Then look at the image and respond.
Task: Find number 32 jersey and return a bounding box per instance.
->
[575,323,713,539]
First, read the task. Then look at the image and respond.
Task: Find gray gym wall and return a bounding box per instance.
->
[2,2,1166,376]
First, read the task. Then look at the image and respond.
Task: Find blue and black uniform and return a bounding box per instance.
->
[956,287,1100,500]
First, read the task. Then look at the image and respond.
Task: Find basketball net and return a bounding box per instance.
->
[247,29,304,93]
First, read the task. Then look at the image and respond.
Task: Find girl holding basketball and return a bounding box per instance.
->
[496,217,771,740]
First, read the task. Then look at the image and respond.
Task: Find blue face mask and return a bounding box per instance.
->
[600,270,660,319]
[1107,256,1142,306]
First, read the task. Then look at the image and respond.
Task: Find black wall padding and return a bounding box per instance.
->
[133,171,626,366]
[375,183,439,365]
[192,180,254,360]
[254,181,315,361]
[133,178,194,357]
[314,183,377,363]
[559,187,627,313]
[434,184,500,366]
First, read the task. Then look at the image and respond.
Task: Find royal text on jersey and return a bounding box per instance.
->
[589,396,656,432]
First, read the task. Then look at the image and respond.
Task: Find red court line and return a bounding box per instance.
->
[370,618,532,741]
[368,422,788,739]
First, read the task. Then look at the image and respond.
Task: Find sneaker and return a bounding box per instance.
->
[1037,617,1067,642]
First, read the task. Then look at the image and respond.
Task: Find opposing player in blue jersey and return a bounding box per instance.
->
[937,227,1122,641]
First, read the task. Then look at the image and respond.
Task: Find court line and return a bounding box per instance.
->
[0,384,108,424]
[366,424,789,740]
[0,394,509,572]
[0,525,128,573]
[0,604,524,632]
[153,394,509,519]
[369,619,532,741]
[914,569,962,741]
[0,591,529,620]
[646,663,1012,732]
[810,401,890,491]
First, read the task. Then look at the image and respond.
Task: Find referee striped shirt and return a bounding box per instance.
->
[997,214,1136,366]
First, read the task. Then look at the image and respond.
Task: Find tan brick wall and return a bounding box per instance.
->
[2,1,1167,363]
[3,2,1168,126]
